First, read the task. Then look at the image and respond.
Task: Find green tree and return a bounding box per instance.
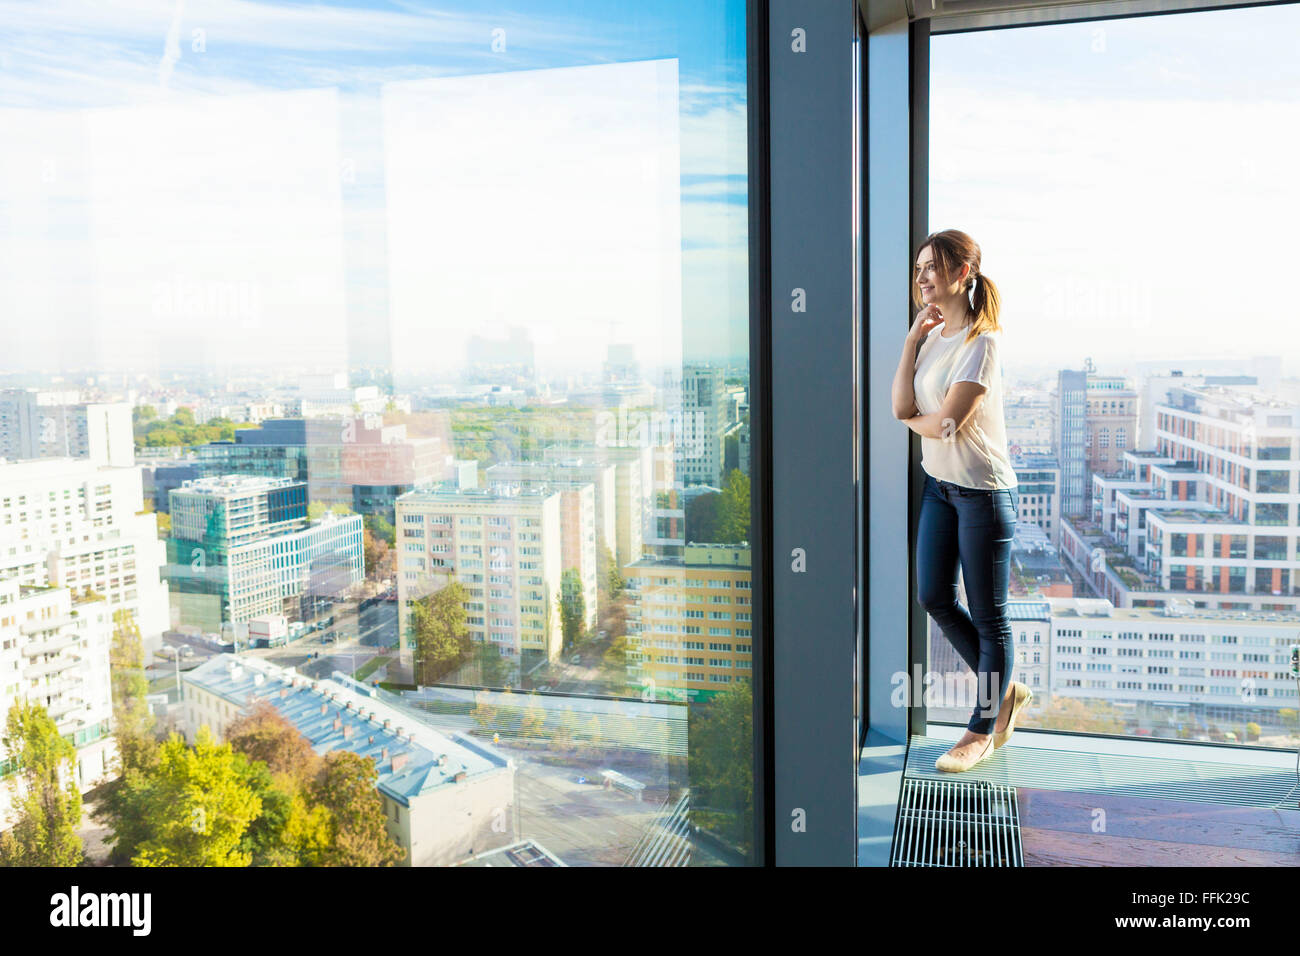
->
[519,694,547,739]
[718,469,751,544]
[235,756,330,867]
[410,580,471,686]
[362,528,393,583]
[226,702,320,781]
[685,492,723,544]
[470,692,500,732]
[598,541,624,602]
[687,678,754,860]
[312,751,404,867]
[602,634,633,689]
[0,701,84,866]
[110,609,157,775]
[124,728,263,867]
[473,642,510,688]
[558,569,586,650]
[365,513,397,548]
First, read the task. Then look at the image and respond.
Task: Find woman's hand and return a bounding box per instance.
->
[908,304,943,344]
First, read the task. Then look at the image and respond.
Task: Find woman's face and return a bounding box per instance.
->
[915,245,966,306]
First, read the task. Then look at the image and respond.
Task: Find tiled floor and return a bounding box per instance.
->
[1018,787,1300,866]
[861,727,1300,866]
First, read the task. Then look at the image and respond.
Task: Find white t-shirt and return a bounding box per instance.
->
[912,324,1018,490]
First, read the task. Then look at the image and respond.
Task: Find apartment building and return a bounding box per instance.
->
[0,390,133,468]
[166,475,364,631]
[1047,596,1300,729]
[622,543,752,703]
[543,441,653,570]
[1084,375,1139,478]
[182,656,515,866]
[677,366,728,489]
[484,465,602,633]
[0,458,169,644]
[1072,385,1299,613]
[0,579,115,825]
[395,485,563,673]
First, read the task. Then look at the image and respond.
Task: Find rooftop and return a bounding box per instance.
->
[184,656,512,806]
[175,474,302,496]
[1047,596,1300,625]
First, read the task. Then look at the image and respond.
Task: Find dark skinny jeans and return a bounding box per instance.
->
[916,472,1020,734]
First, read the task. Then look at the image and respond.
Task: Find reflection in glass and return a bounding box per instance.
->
[0,0,752,867]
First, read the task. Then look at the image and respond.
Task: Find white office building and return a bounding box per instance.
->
[0,458,169,647]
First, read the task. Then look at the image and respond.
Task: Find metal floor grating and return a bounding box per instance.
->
[891,778,1023,867]
[907,735,1300,809]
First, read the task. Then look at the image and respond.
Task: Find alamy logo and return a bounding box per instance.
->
[49,886,152,936]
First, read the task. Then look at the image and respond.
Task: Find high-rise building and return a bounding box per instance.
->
[485,462,611,630]
[622,543,752,702]
[0,458,169,645]
[1012,452,1062,548]
[543,441,654,570]
[395,485,563,674]
[0,578,115,823]
[1084,375,1139,479]
[677,366,728,488]
[166,475,363,631]
[0,390,133,468]
[1052,369,1088,517]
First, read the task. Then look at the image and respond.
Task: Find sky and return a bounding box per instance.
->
[929,3,1300,381]
[0,0,750,381]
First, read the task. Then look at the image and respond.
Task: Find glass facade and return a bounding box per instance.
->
[1,0,755,867]
[925,2,1300,751]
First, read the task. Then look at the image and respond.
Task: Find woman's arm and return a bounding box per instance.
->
[902,380,986,439]
[893,306,942,419]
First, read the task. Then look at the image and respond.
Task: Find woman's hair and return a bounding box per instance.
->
[911,229,1002,342]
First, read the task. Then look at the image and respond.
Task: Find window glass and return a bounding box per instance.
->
[928,4,1300,749]
[0,0,754,866]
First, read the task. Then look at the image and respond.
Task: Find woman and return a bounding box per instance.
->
[891,229,1033,772]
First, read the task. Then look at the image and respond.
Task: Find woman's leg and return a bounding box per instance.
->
[954,488,1019,734]
[916,477,982,675]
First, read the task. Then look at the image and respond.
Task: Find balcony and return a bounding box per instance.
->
[23,655,79,680]
[47,697,85,722]
[19,614,77,635]
[20,634,77,658]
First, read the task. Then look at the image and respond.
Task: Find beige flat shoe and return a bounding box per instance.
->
[934,735,995,773]
[993,682,1033,750]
